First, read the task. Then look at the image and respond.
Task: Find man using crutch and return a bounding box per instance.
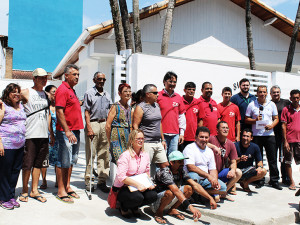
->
[83,72,112,193]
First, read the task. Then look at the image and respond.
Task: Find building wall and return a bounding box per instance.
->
[8,0,83,72]
[0,47,5,79]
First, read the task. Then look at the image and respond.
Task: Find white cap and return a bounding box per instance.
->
[32,68,48,77]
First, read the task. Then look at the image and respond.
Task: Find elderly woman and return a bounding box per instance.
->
[0,83,26,210]
[114,129,157,218]
[106,83,132,163]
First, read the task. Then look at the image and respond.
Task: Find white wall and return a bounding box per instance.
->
[271,72,300,99]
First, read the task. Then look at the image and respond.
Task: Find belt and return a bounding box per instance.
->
[90,118,106,123]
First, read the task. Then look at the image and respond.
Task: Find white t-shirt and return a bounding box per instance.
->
[245,100,278,136]
[183,142,216,180]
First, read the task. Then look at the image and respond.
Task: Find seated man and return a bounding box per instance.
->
[152,151,215,224]
[183,126,227,198]
[235,129,267,192]
[209,121,242,201]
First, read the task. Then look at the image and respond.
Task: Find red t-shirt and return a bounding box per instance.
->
[183,97,200,141]
[209,136,238,172]
[55,81,84,131]
[281,105,300,143]
[198,96,220,136]
[217,103,241,142]
[157,90,186,134]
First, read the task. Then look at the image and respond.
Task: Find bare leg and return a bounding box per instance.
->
[226,169,242,192]
[155,190,174,224]
[56,167,73,202]
[20,169,31,202]
[286,164,295,188]
[30,168,47,202]
[240,169,267,192]
[40,168,47,189]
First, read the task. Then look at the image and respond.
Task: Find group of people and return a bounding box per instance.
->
[0,66,299,224]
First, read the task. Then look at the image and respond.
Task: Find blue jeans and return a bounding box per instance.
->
[188,172,227,192]
[164,134,179,156]
[218,168,230,183]
[57,130,80,168]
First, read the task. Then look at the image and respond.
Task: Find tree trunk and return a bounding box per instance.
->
[119,0,134,51]
[133,0,142,52]
[285,1,300,72]
[161,0,175,55]
[245,0,256,70]
[109,0,126,53]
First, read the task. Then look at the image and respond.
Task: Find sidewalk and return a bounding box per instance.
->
[1,142,300,225]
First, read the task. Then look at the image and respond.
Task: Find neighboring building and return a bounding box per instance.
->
[0,35,13,79]
[52,0,300,97]
[8,0,83,72]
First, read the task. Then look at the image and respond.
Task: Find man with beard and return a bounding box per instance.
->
[83,72,112,193]
[231,78,256,132]
[151,151,215,224]
[270,85,290,185]
[198,82,220,136]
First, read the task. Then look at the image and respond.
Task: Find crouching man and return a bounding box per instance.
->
[235,129,267,192]
[151,151,216,224]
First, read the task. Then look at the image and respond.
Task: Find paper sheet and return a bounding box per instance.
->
[128,173,153,192]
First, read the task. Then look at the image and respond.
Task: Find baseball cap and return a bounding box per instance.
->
[33,68,48,77]
[168,151,189,162]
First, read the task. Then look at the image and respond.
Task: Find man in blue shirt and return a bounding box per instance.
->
[235,129,267,192]
[231,78,256,132]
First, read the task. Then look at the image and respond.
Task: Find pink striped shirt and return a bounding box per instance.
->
[114,150,150,188]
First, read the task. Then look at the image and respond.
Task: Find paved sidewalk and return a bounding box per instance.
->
[1,142,300,225]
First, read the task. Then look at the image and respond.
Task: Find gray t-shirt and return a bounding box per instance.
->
[139,101,162,142]
[83,87,112,120]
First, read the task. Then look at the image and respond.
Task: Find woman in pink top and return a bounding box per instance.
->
[114,129,157,218]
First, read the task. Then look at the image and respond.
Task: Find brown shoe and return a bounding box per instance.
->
[97,182,110,193]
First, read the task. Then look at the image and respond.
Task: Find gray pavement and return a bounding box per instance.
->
[1,142,300,225]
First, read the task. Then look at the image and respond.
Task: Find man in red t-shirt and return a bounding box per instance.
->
[209,121,242,201]
[55,64,84,204]
[282,89,300,190]
[198,82,220,136]
[180,82,200,151]
[157,71,186,156]
[218,87,241,142]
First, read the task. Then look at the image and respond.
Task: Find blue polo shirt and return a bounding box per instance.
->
[235,142,262,169]
[231,93,256,123]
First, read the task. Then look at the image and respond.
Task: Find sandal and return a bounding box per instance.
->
[154,216,167,224]
[29,194,47,203]
[289,185,297,190]
[19,193,29,202]
[56,195,74,204]
[67,191,80,199]
[40,184,47,190]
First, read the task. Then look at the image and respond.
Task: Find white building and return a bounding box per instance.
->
[52,0,300,98]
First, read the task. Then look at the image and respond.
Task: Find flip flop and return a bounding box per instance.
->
[240,182,252,192]
[168,213,185,220]
[40,184,47,190]
[56,195,74,204]
[19,193,28,202]
[29,195,47,203]
[67,191,80,199]
[289,185,297,190]
[154,216,167,224]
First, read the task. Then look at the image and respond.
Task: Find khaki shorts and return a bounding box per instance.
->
[144,142,168,164]
[285,142,300,165]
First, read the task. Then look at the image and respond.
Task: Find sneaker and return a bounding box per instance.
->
[97,182,110,193]
[86,184,95,192]
[0,201,14,210]
[9,198,20,208]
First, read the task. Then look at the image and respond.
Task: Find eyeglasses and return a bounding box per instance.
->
[96,78,106,81]
[148,91,158,95]
[209,103,213,112]
[135,138,144,141]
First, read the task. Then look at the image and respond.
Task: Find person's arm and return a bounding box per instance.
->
[105,105,116,143]
[255,161,264,175]
[0,104,5,157]
[282,122,290,151]
[265,115,279,130]
[235,121,240,142]
[186,164,219,189]
[85,110,95,140]
[227,159,237,178]
[207,143,221,155]
[132,105,143,130]
[245,115,261,124]
[160,123,166,150]
[20,88,29,104]
[56,107,77,144]
[187,179,217,209]
[178,113,186,145]
[48,110,54,146]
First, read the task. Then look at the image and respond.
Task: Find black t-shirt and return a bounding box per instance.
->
[273,99,290,137]
[235,142,262,169]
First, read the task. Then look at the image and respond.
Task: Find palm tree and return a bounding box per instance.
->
[285,1,300,72]
[161,0,175,55]
[109,0,126,54]
[133,0,142,52]
[245,0,256,70]
[119,0,134,51]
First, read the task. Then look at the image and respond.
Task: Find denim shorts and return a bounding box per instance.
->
[56,130,80,168]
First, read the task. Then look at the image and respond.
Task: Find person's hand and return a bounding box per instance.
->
[178,135,184,145]
[265,124,273,130]
[227,169,235,179]
[66,131,77,144]
[256,167,263,175]
[241,155,248,161]
[137,184,147,192]
[148,185,156,190]
[208,175,220,190]
[188,205,201,221]
[162,141,167,150]
[209,198,217,209]
[235,136,240,142]
[87,129,95,140]
[257,115,262,121]
[49,133,55,146]
[0,142,4,157]
[284,141,290,152]
[213,146,221,156]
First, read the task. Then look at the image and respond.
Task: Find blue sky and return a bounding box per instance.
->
[83,0,299,29]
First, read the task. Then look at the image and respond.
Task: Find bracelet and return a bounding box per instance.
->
[161,140,166,142]
[182,199,191,210]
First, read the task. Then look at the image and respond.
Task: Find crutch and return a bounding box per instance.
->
[86,135,94,200]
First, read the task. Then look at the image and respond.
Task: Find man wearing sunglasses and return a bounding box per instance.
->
[83,72,112,193]
[198,82,220,136]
